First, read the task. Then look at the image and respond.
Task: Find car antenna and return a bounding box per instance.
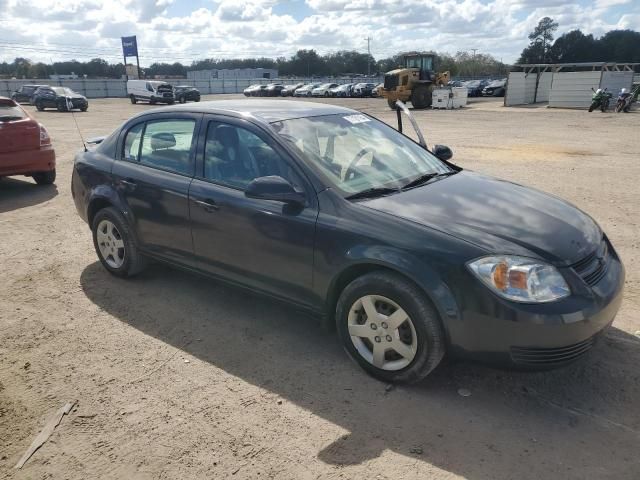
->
[66,97,87,152]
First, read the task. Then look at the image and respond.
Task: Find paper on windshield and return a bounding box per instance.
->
[343,114,371,125]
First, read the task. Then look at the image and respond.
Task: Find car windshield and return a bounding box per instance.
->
[52,87,75,95]
[271,113,451,196]
[0,103,27,121]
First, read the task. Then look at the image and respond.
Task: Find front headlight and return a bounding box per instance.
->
[467,256,570,303]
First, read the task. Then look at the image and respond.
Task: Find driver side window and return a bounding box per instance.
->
[204,122,301,190]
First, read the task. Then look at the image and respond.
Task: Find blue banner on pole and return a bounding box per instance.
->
[121,36,138,57]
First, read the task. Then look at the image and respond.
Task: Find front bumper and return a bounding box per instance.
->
[448,242,625,368]
[0,146,56,176]
[151,95,174,104]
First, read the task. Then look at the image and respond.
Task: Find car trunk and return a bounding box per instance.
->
[0,101,40,154]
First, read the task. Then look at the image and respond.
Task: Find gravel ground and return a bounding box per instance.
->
[1,95,639,480]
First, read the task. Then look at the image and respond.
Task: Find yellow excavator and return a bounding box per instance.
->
[381,52,450,109]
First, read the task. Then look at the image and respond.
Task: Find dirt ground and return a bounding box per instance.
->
[1,95,639,480]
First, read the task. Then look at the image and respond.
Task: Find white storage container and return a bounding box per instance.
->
[431,87,468,109]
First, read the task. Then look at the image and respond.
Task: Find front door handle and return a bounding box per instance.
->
[119,178,137,189]
[193,198,219,212]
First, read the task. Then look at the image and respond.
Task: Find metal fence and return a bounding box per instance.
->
[1,76,383,99]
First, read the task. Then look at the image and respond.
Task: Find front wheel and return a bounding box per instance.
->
[615,101,623,113]
[92,207,146,278]
[57,102,66,112]
[588,102,597,112]
[387,98,397,110]
[179,95,186,104]
[35,101,45,111]
[32,169,56,185]
[130,95,137,104]
[410,85,432,109]
[336,271,445,384]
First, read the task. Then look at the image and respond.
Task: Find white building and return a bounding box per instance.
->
[187,68,278,81]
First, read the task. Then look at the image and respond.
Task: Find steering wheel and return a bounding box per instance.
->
[345,147,375,181]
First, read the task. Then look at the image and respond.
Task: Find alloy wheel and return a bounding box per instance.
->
[347,295,418,371]
[96,219,125,268]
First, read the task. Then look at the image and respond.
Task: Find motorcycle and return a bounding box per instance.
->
[614,88,633,113]
[588,88,612,112]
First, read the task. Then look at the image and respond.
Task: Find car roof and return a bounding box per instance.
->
[148,99,357,123]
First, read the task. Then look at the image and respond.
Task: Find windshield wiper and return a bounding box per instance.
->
[401,170,457,190]
[345,187,400,200]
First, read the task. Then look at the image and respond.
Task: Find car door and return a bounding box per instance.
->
[189,115,318,306]
[112,113,201,264]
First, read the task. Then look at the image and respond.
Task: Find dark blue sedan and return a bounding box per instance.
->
[71,100,624,384]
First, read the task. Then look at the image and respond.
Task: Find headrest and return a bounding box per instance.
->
[215,125,239,149]
[150,132,176,150]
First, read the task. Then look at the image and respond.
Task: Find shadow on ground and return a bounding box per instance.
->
[80,261,640,479]
[0,177,58,214]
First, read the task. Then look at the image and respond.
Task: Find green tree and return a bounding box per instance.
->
[520,17,558,63]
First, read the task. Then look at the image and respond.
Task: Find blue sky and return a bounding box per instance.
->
[0,0,638,66]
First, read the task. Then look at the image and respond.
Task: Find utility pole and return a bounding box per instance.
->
[470,48,478,78]
[365,36,371,76]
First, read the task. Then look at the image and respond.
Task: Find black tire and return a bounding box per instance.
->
[410,84,432,109]
[36,101,45,111]
[387,98,397,110]
[32,169,56,185]
[588,102,596,112]
[195,97,200,102]
[615,102,623,113]
[57,102,66,112]
[81,105,88,112]
[168,100,175,105]
[149,99,156,105]
[130,95,137,104]
[179,95,186,104]
[336,271,445,384]
[601,102,607,113]
[91,207,146,278]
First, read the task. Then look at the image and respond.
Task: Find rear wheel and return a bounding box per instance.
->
[130,95,137,104]
[336,271,445,384]
[32,169,56,185]
[410,84,432,109]
[92,207,146,278]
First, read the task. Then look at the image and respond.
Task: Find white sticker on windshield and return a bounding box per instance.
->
[343,114,371,124]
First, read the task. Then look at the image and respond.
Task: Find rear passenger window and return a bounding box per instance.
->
[123,123,143,162]
[139,119,196,176]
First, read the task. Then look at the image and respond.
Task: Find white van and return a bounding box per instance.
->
[127,80,175,105]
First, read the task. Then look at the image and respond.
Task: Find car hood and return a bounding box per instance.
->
[359,171,601,265]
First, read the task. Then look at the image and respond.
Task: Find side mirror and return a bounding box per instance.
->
[433,144,453,161]
[245,176,305,205]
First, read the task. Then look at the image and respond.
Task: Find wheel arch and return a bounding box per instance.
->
[323,250,459,343]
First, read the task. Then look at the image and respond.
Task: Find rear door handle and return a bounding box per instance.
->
[193,198,219,212]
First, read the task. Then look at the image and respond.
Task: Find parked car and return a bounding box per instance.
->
[352,82,377,97]
[312,83,339,97]
[32,86,89,112]
[448,80,465,88]
[174,85,201,103]
[372,83,384,97]
[243,85,261,96]
[294,83,321,97]
[71,100,624,384]
[464,80,489,97]
[0,97,56,184]
[245,85,269,97]
[264,84,286,97]
[281,83,304,97]
[11,84,47,104]
[127,80,174,105]
[482,79,507,97]
[328,83,353,97]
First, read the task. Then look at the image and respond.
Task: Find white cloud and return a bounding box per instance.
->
[0,0,638,66]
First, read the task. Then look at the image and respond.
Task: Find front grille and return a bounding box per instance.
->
[511,336,596,366]
[384,74,398,90]
[571,239,609,286]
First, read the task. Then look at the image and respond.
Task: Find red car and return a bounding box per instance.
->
[0,97,56,184]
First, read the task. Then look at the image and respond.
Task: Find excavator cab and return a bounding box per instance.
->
[403,53,435,80]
